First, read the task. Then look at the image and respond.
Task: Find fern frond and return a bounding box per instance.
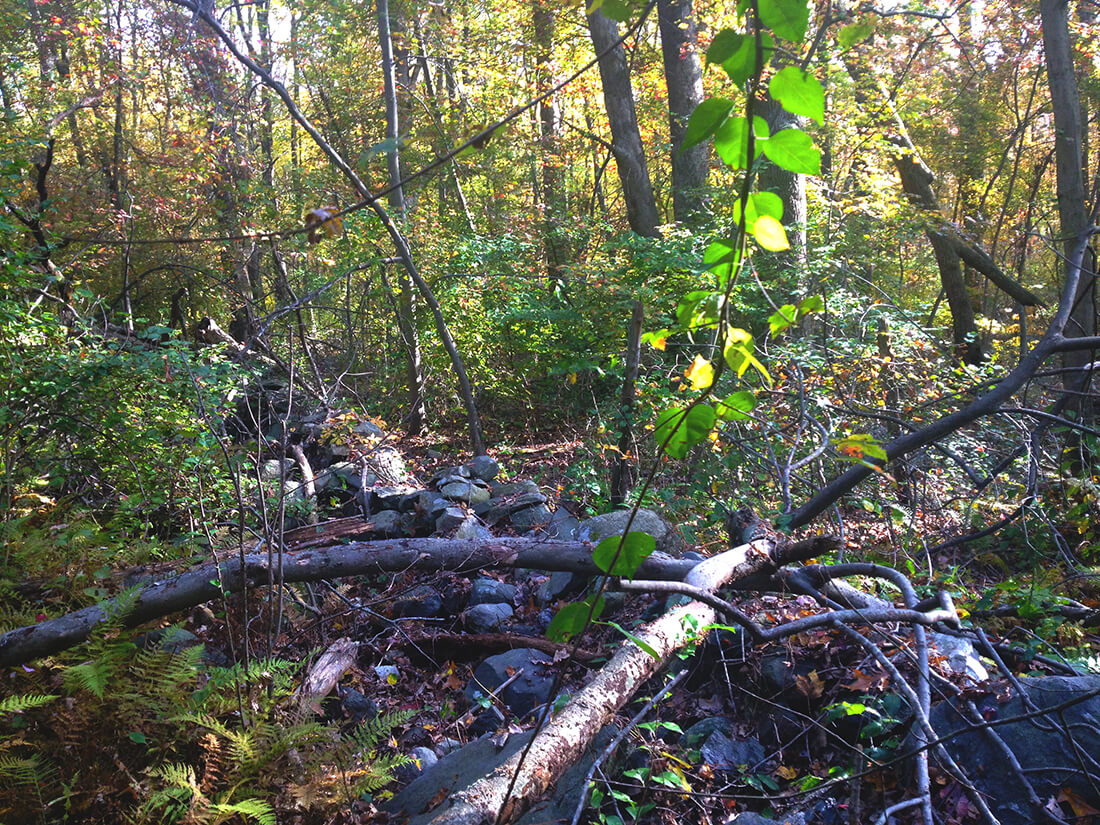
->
[0,753,56,787]
[211,797,276,825]
[0,693,58,715]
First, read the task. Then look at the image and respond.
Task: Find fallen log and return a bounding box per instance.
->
[415,539,780,825]
[0,533,834,669]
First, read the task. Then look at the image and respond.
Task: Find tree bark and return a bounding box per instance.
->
[379,0,428,435]
[610,301,644,506]
[657,0,708,225]
[0,532,838,669]
[1041,0,1097,423]
[588,10,662,238]
[533,0,569,288]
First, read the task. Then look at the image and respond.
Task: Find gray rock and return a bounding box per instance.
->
[924,675,1100,825]
[365,445,408,484]
[436,506,468,534]
[331,461,376,488]
[466,455,500,482]
[260,458,294,480]
[466,648,556,718]
[507,491,547,509]
[431,465,471,486]
[682,717,735,748]
[368,485,418,512]
[700,731,765,772]
[464,603,514,632]
[490,480,541,497]
[454,516,493,540]
[370,509,408,537]
[395,745,438,784]
[417,491,451,518]
[577,508,682,554]
[470,578,517,606]
[440,480,491,506]
[510,504,553,530]
[728,813,804,825]
[546,510,579,540]
[374,664,400,681]
[390,585,443,619]
[353,420,385,440]
[930,631,989,683]
[536,570,584,606]
[435,737,463,756]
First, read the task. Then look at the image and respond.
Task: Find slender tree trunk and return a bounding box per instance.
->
[610,301,644,507]
[533,0,569,287]
[587,9,661,238]
[1041,0,1096,428]
[657,0,708,225]
[379,0,427,435]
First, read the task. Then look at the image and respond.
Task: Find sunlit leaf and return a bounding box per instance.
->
[654,404,717,459]
[769,66,824,125]
[714,116,769,169]
[768,305,797,336]
[762,128,821,175]
[832,433,888,462]
[716,391,757,421]
[759,0,810,42]
[683,98,734,151]
[752,215,790,251]
[546,596,605,642]
[703,238,741,286]
[723,327,772,383]
[684,354,715,390]
[837,22,873,49]
[593,531,656,577]
[642,329,672,350]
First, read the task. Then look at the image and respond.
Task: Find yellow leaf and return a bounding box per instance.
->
[567,372,577,384]
[775,765,799,780]
[653,336,667,351]
[753,215,790,251]
[684,354,715,390]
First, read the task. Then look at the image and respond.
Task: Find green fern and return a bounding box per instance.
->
[0,693,58,715]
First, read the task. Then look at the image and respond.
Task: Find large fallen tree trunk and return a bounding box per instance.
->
[417,538,781,825]
[0,534,833,669]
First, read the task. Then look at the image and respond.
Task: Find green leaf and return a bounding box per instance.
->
[759,0,810,42]
[708,30,774,85]
[833,433,889,462]
[837,22,873,49]
[752,215,790,251]
[797,294,824,316]
[716,391,757,421]
[723,327,771,383]
[714,116,769,169]
[641,328,673,350]
[762,128,821,175]
[682,98,734,151]
[128,731,148,744]
[748,191,784,221]
[593,531,656,578]
[604,620,659,659]
[654,404,717,459]
[598,0,631,22]
[769,66,824,125]
[703,238,741,287]
[769,304,798,335]
[547,596,605,642]
[676,290,723,330]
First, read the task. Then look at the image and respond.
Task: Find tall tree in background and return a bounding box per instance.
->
[378,0,427,435]
[657,0,708,226]
[533,0,568,287]
[1040,0,1097,424]
[587,9,660,238]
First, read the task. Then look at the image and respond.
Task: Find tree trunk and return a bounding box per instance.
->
[588,10,662,238]
[378,0,427,435]
[1041,0,1097,423]
[757,95,808,273]
[610,301,644,507]
[657,0,708,225]
[532,0,569,289]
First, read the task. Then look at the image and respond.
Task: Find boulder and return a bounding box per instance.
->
[464,603,513,632]
[440,480,491,506]
[466,455,500,482]
[510,504,553,531]
[925,674,1100,825]
[466,648,556,718]
[577,508,682,555]
[470,578,517,606]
